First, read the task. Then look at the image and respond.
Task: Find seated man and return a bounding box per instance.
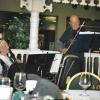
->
[0,40,24,80]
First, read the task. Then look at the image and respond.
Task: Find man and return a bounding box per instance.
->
[57,15,85,89]
[0,40,23,80]
[57,15,84,54]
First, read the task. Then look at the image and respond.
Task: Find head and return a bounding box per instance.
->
[69,15,80,31]
[0,40,9,55]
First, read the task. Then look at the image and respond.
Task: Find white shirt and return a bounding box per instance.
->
[0,54,12,74]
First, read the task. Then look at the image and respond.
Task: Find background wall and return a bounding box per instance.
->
[0,0,100,43]
[44,3,100,39]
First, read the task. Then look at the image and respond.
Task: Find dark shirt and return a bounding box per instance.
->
[57,26,86,88]
[60,25,77,44]
[58,25,85,54]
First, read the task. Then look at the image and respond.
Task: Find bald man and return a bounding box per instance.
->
[57,15,84,54]
[57,15,85,89]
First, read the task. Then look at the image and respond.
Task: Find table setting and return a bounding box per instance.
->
[0,72,42,100]
[0,72,60,100]
[62,72,100,100]
[62,90,100,100]
[0,72,100,100]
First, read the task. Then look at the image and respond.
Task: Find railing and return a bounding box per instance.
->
[11,49,60,63]
[11,49,100,77]
[84,52,100,77]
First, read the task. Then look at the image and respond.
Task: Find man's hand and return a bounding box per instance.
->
[15,59,21,64]
[59,48,68,54]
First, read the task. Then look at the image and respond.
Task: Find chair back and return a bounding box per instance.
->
[66,72,100,90]
[84,52,100,77]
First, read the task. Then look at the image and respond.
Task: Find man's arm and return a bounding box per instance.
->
[57,25,73,54]
[57,40,68,54]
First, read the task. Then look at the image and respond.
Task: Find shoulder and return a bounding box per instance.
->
[0,54,5,61]
[60,25,73,43]
[0,55,6,66]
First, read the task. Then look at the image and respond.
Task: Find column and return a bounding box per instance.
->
[29,11,39,50]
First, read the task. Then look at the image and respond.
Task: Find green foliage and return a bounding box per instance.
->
[5,16,30,49]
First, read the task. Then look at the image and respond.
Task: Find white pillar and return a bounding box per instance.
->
[29,12,39,50]
[20,0,53,51]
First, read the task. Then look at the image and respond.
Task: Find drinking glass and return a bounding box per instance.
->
[14,72,26,91]
[0,76,13,100]
[79,72,91,96]
[0,76,10,86]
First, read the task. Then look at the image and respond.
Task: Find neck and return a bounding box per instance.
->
[0,52,8,56]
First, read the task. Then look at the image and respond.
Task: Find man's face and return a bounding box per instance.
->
[69,16,80,31]
[0,40,9,55]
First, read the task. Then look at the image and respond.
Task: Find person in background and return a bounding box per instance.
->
[0,40,24,80]
[57,15,84,54]
[57,15,85,89]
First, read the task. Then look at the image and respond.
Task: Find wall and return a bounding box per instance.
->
[0,0,21,12]
[0,0,100,41]
[44,3,100,39]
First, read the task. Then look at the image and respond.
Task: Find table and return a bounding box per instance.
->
[62,90,100,100]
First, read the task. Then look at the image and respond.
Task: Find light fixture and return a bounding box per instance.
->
[44,16,56,22]
[62,0,70,4]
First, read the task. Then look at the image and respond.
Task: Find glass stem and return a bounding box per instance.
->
[84,89,87,95]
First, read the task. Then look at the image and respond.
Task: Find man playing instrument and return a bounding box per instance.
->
[57,15,85,89]
[57,15,85,54]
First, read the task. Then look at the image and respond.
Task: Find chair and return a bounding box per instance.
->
[84,52,100,77]
[57,54,83,89]
[66,72,100,90]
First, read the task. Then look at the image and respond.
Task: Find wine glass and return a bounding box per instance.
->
[79,72,91,96]
[14,72,26,91]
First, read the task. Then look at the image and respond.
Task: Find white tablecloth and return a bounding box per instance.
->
[62,90,100,100]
